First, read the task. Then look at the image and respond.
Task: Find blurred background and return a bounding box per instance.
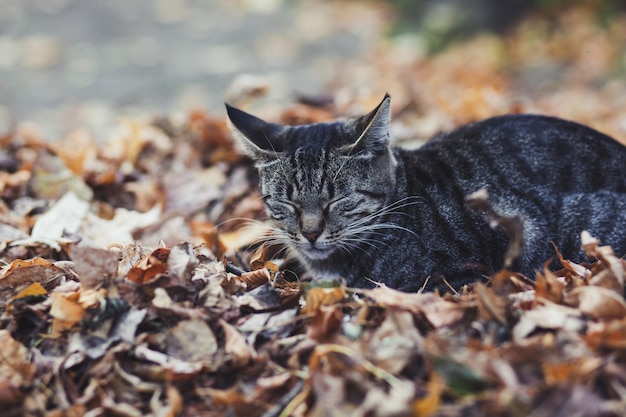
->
[1,0,625,141]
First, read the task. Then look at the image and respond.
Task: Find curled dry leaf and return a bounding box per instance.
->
[306,304,343,342]
[567,286,626,320]
[582,230,624,288]
[166,242,199,282]
[238,268,271,290]
[513,302,584,342]
[475,283,507,324]
[534,261,565,304]
[361,287,465,328]
[363,309,423,375]
[126,247,170,284]
[220,319,257,367]
[551,241,590,279]
[301,285,347,315]
[49,289,86,336]
[0,258,64,299]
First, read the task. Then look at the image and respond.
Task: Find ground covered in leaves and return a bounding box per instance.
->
[2,4,626,417]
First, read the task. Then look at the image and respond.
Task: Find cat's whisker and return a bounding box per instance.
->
[348,197,424,229]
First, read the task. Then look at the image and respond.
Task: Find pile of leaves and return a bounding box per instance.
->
[3,5,626,417]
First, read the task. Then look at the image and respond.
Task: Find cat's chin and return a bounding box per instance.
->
[298,246,336,261]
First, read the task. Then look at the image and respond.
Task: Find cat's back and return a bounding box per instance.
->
[406,114,626,193]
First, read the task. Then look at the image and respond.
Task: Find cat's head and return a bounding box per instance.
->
[225,95,397,266]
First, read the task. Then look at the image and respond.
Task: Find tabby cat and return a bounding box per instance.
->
[226,95,626,291]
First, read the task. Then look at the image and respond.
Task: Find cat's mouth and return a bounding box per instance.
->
[297,242,336,260]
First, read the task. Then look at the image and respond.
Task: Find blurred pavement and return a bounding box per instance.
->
[0,0,387,138]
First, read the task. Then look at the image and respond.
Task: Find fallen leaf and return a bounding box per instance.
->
[165,319,217,362]
[70,244,120,289]
[49,289,86,336]
[220,319,257,367]
[0,330,35,393]
[360,287,465,328]
[306,305,343,342]
[475,283,507,324]
[413,372,444,417]
[301,285,347,315]
[534,261,565,304]
[567,286,626,320]
[126,247,170,284]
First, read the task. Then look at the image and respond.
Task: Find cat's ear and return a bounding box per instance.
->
[343,94,391,156]
[225,103,285,160]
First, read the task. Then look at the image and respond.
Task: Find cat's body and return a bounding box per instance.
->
[226,96,626,291]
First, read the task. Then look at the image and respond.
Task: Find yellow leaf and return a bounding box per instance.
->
[301,286,346,315]
[413,373,444,417]
[13,282,48,299]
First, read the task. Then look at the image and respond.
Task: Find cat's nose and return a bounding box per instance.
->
[302,230,322,243]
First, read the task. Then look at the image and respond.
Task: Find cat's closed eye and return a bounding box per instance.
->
[266,200,297,220]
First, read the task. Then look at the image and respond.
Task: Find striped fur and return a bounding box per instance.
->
[226,96,626,291]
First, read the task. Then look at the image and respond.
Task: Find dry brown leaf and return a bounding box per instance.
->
[361,287,465,328]
[513,302,583,342]
[584,319,626,350]
[0,170,30,197]
[534,261,565,304]
[364,309,423,374]
[412,372,444,417]
[0,257,64,296]
[133,344,202,379]
[238,268,271,290]
[29,151,93,200]
[220,319,257,367]
[301,286,347,315]
[51,129,98,176]
[582,230,625,289]
[543,357,602,385]
[568,286,626,320]
[552,241,590,279]
[165,319,218,362]
[150,384,183,417]
[70,244,120,289]
[152,288,205,320]
[475,283,507,324]
[166,242,199,282]
[126,247,170,284]
[49,289,86,336]
[306,305,343,342]
[0,330,35,393]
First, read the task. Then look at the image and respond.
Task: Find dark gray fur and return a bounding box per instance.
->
[226,96,626,291]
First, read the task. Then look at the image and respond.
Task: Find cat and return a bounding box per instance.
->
[225,95,626,292]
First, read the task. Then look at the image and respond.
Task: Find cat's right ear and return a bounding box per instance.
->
[225,103,285,160]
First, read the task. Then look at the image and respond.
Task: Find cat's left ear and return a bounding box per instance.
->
[225,103,285,161]
[344,94,391,156]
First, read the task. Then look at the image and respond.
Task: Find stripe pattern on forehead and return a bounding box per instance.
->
[291,147,332,199]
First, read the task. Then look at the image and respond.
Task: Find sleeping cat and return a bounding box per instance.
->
[226,95,626,291]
